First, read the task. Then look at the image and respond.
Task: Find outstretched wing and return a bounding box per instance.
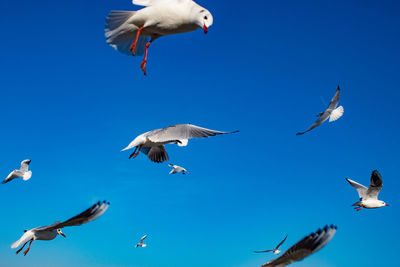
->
[132,0,185,7]
[366,170,383,199]
[147,124,238,144]
[141,234,148,243]
[327,86,340,111]
[261,225,337,267]
[296,115,328,135]
[346,178,368,199]
[254,249,274,253]
[275,235,288,250]
[20,159,31,172]
[40,201,110,231]
[2,170,22,184]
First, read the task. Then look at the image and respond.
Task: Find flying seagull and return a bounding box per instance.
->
[261,225,337,267]
[346,170,388,211]
[168,164,188,174]
[105,0,213,75]
[121,124,239,163]
[254,235,288,255]
[2,159,32,184]
[11,201,110,256]
[296,86,343,135]
[135,234,148,248]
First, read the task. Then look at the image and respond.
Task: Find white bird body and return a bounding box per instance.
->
[2,159,32,184]
[346,170,388,211]
[11,201,110,255]
[168,164,187,174]
[273,250,281,255]
[122,124,238,163]
[105,0,213,74]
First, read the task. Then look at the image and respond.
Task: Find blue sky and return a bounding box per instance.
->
[0,0,399,266]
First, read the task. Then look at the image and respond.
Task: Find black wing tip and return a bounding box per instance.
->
[337,85,340,90]
[372,169,381,176]
[296,132,304,135]
[230,130,240,134]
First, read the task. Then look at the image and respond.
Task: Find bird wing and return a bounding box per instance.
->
[147,124,238,144]
[142,146,169,163]
[11,231,34,248]
[261,225,337,267]
[20,159,31,172]
[254,249,274,253]
[275,235,288,250]
[296,115,328,135]
[40,201,110,231]
[366,170,383,199]
[327,86,340,110]
[132,0,184,7]
[346,178,368,199]
[2,170,21,183]
[329,106,344,122]
[141,234,148,242]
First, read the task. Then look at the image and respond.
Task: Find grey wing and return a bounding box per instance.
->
[20,159,31,172]
[42,201,110,231]
[275,235,288,250]
[261,225,337,267]
[254,249,274,253]
[2,170,22,184]
[327,86,340,110]
[366,170,383,199]
[296,115,328,135]
[142,146,169,163]
[141,234,148,242]
[147,124,238,144]
[346,178,368,199]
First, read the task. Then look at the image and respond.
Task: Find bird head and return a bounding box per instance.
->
[196,9,213,34]
[380,201,389,207]
[57,229,66,238]
[274,250,281,255]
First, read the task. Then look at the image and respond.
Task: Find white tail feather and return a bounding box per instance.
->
[23,171,32,181]
[329,106,344,122]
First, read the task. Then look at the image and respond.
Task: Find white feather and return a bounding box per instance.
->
[177,139,188,147]
[11,231,34,248]
[23,171,32,181]
[329,106,344,122]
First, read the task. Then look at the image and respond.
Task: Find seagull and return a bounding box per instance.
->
[296,85,344,135]
[11,201,110,256]
[346,170,388,211]
[135,234,148,248]
[121,124,239,163]
[105,0,213,75]
[261,225,337,267]
[168,164,188,174]
[2,159,32,184]
[254,235,288,255]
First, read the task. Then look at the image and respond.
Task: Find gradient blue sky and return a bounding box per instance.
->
[0,0,399,266]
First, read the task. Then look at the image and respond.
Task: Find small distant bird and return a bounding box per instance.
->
[105,0,213,75]
[168,164,188,175]
[346,170,388,211]
[2,159,32,184]
[11,201,110,256]
[254,235,288,255]
[261,225,337,267]
[122,124,238,163]
[296,86,344,135]
[135,234,148,248]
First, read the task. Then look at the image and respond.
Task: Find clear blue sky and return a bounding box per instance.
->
[0,0,399,266]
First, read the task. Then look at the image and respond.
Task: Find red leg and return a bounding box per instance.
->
[140,41,152,75]
[130,26,144,56]
[16,241,28,255]
[130,146,142,159]
[23,239,33,256]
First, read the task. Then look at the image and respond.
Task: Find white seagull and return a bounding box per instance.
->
[11,201,110,256]
[121,124,239,163]
[346,170,388,211]
[296,85,344,135]
[135,234,148,248]
[105,0,213,75]
[2,159,32,184]
[254,235,288,255]
[261,225,337,267]
[168,164,188,174]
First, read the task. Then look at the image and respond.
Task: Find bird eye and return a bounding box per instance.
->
[204,16,208,20]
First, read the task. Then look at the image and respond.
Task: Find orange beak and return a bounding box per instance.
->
[60,232,66,238]
[385,204,389,206]
[203,24,208,34]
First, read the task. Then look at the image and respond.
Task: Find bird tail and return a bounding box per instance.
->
[23,171,32,181]
[105,10,149,56]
